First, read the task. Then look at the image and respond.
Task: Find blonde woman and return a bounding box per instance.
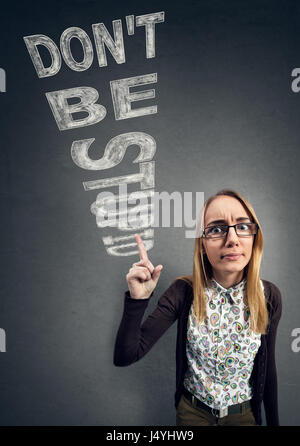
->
[113,189,282,426]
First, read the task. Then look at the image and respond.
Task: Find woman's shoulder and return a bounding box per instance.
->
[261,278,282,298]
[160,276,193,308]
[171,275,193,289]
[261,278,282,316]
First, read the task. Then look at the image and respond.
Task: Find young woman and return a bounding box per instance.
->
[113,189,282,426]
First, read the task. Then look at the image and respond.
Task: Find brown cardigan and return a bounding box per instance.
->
[113,278,282,426]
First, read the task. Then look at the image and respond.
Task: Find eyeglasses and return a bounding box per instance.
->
[202,222,259,239]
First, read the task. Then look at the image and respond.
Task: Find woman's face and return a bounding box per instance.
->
[202,195,255,278]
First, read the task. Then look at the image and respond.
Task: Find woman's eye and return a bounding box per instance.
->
[209,226,223,233]
[238,223,250,230]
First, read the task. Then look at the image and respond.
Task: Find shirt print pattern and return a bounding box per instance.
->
[183,277,262,410]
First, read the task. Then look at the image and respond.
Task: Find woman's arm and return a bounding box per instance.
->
[263,283,282,426]
[113,279,185,366]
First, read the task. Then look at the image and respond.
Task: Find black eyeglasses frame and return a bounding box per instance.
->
[202,222,259,239]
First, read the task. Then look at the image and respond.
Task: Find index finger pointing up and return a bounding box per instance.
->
[135,234,148,261]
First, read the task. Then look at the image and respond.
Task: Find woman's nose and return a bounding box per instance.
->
[225,226,239,244]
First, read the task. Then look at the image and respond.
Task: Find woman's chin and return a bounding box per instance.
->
[218,264,245,274]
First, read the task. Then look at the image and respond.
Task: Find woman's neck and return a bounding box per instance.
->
[212,270,244,289]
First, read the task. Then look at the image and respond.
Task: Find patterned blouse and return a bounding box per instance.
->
[183,276,263,410]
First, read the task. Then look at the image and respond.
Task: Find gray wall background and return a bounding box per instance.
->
[0,0,299,425]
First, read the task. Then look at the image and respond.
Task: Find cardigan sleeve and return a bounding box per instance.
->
[263,283,282,426]
[113,279,185,367]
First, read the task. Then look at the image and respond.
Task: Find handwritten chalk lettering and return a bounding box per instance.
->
[126,190,154,229]
[0,328,6,352]
[83,161,155,191]
[103,228,154,256]
[90,191,118,227]
[45,87,107,131]
[92,20,125,67]
[291,328,300,352]
[23,12,164,77]
[60,27,94,72]
[110,73,157,120]
[136,11,165,58]
[23,12,165,256]
[126,15,135,36]
[0,68,6,92]
[71,132,156,170]
[23,34,62,78]
[46,73,157,129]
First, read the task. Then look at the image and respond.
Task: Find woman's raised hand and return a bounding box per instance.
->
[126,234,163,299]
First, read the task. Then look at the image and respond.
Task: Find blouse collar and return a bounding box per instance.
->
[209,276,247,303]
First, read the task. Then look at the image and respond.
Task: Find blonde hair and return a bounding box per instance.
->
[174,189,268,334]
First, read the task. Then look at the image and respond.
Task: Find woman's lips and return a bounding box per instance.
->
[222,254,241,260]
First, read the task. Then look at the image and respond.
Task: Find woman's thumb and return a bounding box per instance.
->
[152,265,163,282]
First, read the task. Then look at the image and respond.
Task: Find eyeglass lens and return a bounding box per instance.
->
[204,223,257,238]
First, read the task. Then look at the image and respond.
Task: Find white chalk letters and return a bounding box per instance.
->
[24,12,165,256]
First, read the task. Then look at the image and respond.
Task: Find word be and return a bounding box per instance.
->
[45,72,157,129]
